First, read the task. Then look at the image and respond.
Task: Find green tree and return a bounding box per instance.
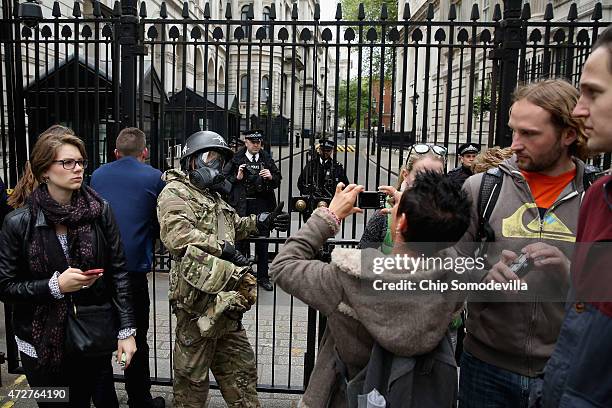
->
[340,0,399,80]
[337,78,373,129]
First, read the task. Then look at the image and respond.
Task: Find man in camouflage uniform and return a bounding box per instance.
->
[157,131,289,407]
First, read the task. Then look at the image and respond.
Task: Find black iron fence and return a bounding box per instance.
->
[0,0,610,394]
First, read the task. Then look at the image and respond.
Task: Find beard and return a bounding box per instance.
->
[516,138,564,172]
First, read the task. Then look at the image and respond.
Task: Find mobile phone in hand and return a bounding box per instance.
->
[358,191,387,209]
[82,268,104,276]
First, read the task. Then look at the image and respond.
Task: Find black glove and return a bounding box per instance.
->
[257,201,290,232]
[219,241,251,267]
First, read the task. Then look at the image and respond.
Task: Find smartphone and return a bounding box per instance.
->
[509,253,530,279]
[83,268,104,276]
[358,191,387,209]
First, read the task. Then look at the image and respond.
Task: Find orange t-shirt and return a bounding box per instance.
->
[520,168,576,211]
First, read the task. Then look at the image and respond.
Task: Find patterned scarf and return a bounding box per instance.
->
[29,184,103,368]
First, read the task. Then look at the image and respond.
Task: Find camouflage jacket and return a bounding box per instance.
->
[157,169,258,337]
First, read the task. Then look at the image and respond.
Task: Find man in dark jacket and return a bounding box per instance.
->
[297,138,349,198]
[91,127,166,408]
[223,129,281,290]
[448,142,480,186]
[530,25,612,408]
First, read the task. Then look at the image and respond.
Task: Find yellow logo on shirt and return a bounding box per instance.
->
[501,203,575,242]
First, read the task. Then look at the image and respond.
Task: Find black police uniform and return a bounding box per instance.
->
[222,133,281,290]
[297,139,349,222]
[448,142,480,187]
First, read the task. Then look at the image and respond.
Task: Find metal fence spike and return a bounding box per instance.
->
[182,1,189,18]
[72,1,81,18]
[160,2,167,18]
[358,3,365,20]
[591,2,602,20]
[448,3,456,21]
[403,3,411,20]
[139,2,147,18]
[225,2,231,19]
[93,1,101,17]
[567,3,577,21]
[335,3,342,20]
[427,2,434,20]
[204,2,210,18]
[521,3,531,20]
[492,4,501,21]
[52,1,61,17]
[471,4,480,21]
[544,3,553,20]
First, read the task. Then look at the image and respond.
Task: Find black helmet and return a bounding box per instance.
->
[180,131,233,170]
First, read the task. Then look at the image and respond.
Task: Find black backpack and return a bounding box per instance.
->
[475,164,602,249]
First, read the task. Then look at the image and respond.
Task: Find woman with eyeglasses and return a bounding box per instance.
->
[358,144,446,252]
[0,126,136,407]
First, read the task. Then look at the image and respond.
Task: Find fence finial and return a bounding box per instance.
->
[139,1,147,17]
[247,3,254,19]
[567,3,577,21]
[314,3,320,20]
[358,3,365,20]
[291,3,298,20]
[591,2,602,20]
[52,1,61,17]
[72,1,81,17]
[492,4,501,21]
[448,3,456,21]
[470,4,480,21]
[521,3,531,20]
[182,1,189,18]
[225,2,232,19]
[380,3,388,20]
[93,0,101,17]
[544,3,553,20]
[269,3,276,20]
[335,3,342,20]
[160,2,167,18]
[427,2,434,20]
[113,1,121,17]
[204,2,210,18]
[403,3,411,20]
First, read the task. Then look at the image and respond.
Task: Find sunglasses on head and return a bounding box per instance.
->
[406,144,447,161]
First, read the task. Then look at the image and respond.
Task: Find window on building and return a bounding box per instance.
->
[261,75,269,103]
[263,6,271,39]
[240,74,248,102]
[241,5,250,36]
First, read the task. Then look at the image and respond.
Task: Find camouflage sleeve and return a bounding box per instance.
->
[157,183,223,258]
[234,213,257,241]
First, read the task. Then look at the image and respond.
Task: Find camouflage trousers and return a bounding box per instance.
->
[173,309,260,408]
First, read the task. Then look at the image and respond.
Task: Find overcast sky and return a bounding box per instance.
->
[320,1,338,21]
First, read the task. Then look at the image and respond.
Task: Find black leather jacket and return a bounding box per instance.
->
[0,201,135,345]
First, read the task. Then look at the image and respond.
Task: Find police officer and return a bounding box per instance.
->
[157,130,289,407]
[223,129,281,291]
[448,142,480,186]
[297,137,349,200]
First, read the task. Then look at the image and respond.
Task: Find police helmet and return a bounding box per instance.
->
[180,131,233,170]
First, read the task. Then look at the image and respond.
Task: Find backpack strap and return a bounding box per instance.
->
[476,167,503,245]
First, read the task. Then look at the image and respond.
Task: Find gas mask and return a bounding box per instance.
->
[188,151,232,195]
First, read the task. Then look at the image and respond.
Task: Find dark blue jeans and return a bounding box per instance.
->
[459,351,535,408]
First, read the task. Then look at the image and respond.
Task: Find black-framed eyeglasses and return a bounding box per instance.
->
[53,159,88,170]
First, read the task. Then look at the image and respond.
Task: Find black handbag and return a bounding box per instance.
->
[65,300,118,357]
